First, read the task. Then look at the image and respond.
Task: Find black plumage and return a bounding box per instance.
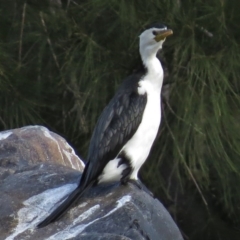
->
[86,73,148,184]
[37,23,172,228]
[37,71,147,228]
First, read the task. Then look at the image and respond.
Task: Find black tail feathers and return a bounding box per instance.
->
[37,184,92,228]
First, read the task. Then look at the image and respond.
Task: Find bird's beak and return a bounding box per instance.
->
[154,29,173,42]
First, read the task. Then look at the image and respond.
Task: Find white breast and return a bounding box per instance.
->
[98,82,161,184]
[99,57,163,184]
[123,80,161,180]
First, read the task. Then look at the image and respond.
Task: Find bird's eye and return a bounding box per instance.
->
[152,30,157,36]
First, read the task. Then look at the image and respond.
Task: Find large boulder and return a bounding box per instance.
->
[0,126,183,240]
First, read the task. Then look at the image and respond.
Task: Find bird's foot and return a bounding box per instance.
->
[128,179,154,197]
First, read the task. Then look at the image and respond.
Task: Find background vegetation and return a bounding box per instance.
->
[0,0,240,239]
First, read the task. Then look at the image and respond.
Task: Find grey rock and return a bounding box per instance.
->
[0,125,84,174]
[0,126,183,240]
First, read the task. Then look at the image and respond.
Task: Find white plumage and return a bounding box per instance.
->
[98,26,167,182]
[37,24,173,228]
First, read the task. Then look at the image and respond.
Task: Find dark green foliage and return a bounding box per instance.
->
[0,0,240,239]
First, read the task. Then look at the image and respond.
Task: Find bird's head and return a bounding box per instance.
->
[139,23,173,58]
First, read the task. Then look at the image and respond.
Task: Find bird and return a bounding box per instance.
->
[37,23,173,228]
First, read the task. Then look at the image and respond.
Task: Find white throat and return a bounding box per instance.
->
[139,46,164,90]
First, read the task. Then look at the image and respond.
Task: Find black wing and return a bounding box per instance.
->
[79,75,147,188]
[37,75,147,228]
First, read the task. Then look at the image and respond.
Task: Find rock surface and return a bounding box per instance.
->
[0,126,183,240]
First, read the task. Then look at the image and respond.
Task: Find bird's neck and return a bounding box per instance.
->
[140,50,164,89]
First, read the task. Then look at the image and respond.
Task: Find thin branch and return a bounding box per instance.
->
[19,2,27,66]
[39,12,60,70]
[164,98,205,136]
[66,0,79,9]
[164,111,209,208]
[185,164,208,206]
[195,24,214,38]
[0,116,7,129]
[66,0,71,9]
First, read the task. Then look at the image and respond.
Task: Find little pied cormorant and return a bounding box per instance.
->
[37,23,173,228]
